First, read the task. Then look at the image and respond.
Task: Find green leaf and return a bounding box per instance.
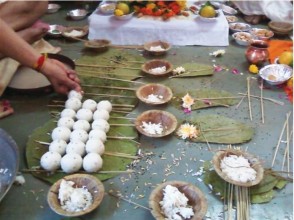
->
[204,170,226,196]
[250,174,278,194]
[275,179,288,190]
[170,63,214,78]
[250,190,276,204]
[26,116,138,184]
[178,114,254,144]
[172,89,238,110]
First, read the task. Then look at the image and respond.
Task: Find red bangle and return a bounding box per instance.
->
[33,54,47,72]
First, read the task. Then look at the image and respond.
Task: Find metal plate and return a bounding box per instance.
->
[0,128,19,202]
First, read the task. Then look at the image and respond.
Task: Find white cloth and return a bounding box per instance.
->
[233,0,293,23]
[88,9,229,46]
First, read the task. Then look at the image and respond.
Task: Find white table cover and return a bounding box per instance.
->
[88,9,229,46]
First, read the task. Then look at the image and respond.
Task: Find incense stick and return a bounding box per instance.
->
[260,80,265,124]
[247,77,253,121]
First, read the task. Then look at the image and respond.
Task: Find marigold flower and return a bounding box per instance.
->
[249,64,259,74]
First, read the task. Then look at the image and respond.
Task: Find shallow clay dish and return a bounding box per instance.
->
[62,26,89,39]
[141,59,173,77]
[212,149,264,187]
[149,181,207,220]
[135,110,177,138]
[84,39,111,51]
[47,173,104,217]
[136,83,173,105]
[144,41,171,56]
[268,21,293,36]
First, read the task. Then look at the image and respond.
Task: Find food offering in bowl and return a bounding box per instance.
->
[268,21,293,36]
[220,4,238,15]
[143,40,171,56]
[225,15,238,23]
[99,2,116,15]
[259,64,293,86]
[47,174,105,217]
[149,181,207,220]
[113,2,134,20]
[136,83,173,105]
[229,22,251,33]
[141,59,173,77]
[250,28,274,41]
[212,149,264,187]
[232,32,253,46]
[62,26,89,39]
[114,11,134,20]
[135,110,177,138]
[67,9,88,20]
[47,24,65,37]
[47,3,61,14]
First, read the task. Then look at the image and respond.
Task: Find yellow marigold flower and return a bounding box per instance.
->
[182,93,194,110]
[249,64,259,74]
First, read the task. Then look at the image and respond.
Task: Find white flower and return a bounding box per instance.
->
[177,123,199,140]
[181,93,194,110]
[173,66,186,75]
[209,49,226,57]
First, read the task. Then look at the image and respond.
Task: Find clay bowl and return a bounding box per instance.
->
[141,59,173,77]
[149,181,208,220]
[62,26,89,39]
[212,149,264,187]
[144,40,171,56]
[84,39,111,52]
[268,21,293,36]
[47,174,104,217]
[136,83,173,105]
[135,110,177,138]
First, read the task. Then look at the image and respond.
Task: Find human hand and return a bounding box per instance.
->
[41,58,82,95]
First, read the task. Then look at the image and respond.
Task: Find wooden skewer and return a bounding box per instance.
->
[125,60,144,64]
[108,192,151,211]
[109,124,135,127]
[79,70,142,78]
[77,74,145,84]
[238,93,284,106]
[260,80,265,124]
[247,77,253,121]
[22,169,134,174]
[108,136,137,140]
[85,92,136,99]
[271,112,291,167]
[82,84,136,91]
[104,152,139,159]
[110,116,136,120]
[112,104,135,107]
[235,94,246,109]
[76,63,141,70]
[47,104,63,108]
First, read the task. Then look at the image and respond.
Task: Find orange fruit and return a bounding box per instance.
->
[279,51,293,66]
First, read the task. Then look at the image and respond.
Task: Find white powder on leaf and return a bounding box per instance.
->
[58,180,93,212]
[160,185,194,220]
[220,155,257,183]
[141,121,163,135]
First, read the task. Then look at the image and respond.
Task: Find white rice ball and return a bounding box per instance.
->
[83,153,103,172]
[40,151,61,171]
[82,99,97,112]
[49,140,67,155]
[61,153,83,173]
[97,100,112,112]
[60,108,76,119]
[76,108,93,122]
[66,140,86,156]
[85,139,105,155]
[51,126,71,142]
[65,98,82,111]
[57,117,75,130]
[93,109,110,121]
[70,129,89,143]
[68,90,83,100]
[73,120,91,132]
[92,119,110,133]
[88,129,107,143]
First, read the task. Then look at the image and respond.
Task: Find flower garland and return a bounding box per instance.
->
[131,1,187,19]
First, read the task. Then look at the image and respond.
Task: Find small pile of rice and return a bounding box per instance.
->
[145,94,163,103]
[160,185,194,220]
[141,121,163,135]
[149,66,166,74]
[150,45,165,52]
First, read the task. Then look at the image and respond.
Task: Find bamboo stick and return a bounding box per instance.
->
[104,152,139,159]
[235,94,246,109]
[85,92,136,99]
[238,93,284,105]
[109,124,135,127]
[108,192,151,211]
[77,74,145,84]
[79,69,142,78]
[247,77,253,121]
[82,84,136,91]
[260,80,265,124]
[108,136,137,140]
[110,116,136,120]
[76,63,141,70]
[22,169,134,174]
[112,104,135,107]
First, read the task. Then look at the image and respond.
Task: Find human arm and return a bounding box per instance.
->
[0,18,81,95]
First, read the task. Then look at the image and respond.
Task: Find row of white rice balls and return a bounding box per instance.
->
[41,91,113,173]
